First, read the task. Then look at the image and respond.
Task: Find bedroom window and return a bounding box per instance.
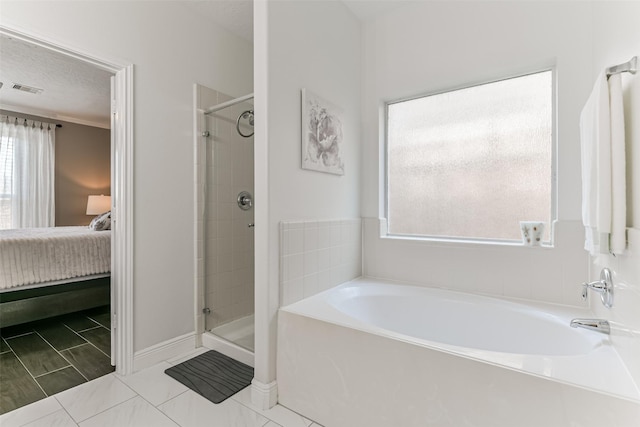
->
[0,116,56,229]
[386,70,554,243]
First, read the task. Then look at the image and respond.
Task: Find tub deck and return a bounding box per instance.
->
[277,277,640,427]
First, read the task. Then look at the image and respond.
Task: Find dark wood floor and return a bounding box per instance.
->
[0,306,114,414]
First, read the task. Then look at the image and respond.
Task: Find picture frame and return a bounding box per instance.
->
[301,88,344,175]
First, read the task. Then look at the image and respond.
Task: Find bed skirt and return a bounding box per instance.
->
[0,276,110,327]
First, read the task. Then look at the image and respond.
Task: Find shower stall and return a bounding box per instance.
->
[195,85,255,364]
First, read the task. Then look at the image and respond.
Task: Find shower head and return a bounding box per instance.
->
[243,110,254,126]
[236,109,254,138]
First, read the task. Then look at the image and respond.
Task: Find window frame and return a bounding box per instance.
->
[384,67,558,246]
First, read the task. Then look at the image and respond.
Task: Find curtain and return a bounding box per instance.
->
[0,115,56,229]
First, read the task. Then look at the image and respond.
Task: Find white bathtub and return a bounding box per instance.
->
[277,278,640,427]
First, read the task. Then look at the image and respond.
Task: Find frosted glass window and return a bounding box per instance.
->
[387,71,553,242]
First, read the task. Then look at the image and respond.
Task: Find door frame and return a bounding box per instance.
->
[0,26,135,375]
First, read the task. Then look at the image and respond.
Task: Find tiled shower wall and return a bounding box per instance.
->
[195,85,255,331]
[280,219,362,306]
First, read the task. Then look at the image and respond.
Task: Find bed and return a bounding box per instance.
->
[0,226,111,327]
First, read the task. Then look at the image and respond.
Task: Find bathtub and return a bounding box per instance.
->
[277,278,640,427]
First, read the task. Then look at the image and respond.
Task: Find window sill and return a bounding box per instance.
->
[381,233,554,249]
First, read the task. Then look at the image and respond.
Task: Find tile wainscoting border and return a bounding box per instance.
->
[280,219,362,306]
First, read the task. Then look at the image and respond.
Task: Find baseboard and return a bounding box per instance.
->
[133,332,196,372]
[251,378,278,410]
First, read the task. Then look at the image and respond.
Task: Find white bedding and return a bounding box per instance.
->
[0,226,111,290]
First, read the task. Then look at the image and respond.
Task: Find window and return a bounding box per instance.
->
[0,117,56,229]
[386,70,554,243]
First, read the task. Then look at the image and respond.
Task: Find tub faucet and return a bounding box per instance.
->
[570,318,610,335]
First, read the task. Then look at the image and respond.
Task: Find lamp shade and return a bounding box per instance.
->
[86,195,111,215]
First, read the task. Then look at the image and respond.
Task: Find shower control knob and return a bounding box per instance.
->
[237,191,253,210]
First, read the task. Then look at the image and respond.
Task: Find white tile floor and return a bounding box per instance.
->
[0,349,322,427]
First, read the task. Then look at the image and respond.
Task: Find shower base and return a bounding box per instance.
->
[211,314,255,351]
[202,314,254,367]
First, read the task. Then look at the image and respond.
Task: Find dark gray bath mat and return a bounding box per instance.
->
[164,350,253,404]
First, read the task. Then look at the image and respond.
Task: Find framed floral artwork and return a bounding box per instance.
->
[301,88,344,175]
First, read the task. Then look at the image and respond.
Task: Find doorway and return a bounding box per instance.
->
[0,27,133,381]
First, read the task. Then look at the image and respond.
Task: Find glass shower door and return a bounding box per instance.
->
[203,92,255,351]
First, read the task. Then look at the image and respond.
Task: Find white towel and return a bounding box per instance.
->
[609,74,627,254]
[579,72,626,256]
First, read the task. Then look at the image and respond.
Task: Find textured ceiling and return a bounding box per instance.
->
[0,35,113,128]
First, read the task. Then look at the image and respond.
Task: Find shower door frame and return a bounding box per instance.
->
[193,85,255,367]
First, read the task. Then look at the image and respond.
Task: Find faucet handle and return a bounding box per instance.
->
[581,268,614,308]
[581,283,589,300]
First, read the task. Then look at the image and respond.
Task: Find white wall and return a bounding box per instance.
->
[589,0,640,390]
[254,0,361,389]
[361,1,592,306]
[0,1,253,353]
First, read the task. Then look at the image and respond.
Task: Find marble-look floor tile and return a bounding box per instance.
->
[55,374,136,423]
[159,390,270,427]
[0,395,60,426]
[232,387,312,427]
[5,333,69,377]
[79,396,177,427]
[116,362,188,406]
[33,323,86,352]
[23,409,78,427]
[60,344,114,381]
[36,366,87,396]
[0,352,47,414]
[79,328,110,356]
[166,347,209,366]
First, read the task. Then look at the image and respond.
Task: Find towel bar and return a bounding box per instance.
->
[606,56,637,78]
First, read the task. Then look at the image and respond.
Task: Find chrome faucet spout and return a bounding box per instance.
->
[570,318,610,335]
